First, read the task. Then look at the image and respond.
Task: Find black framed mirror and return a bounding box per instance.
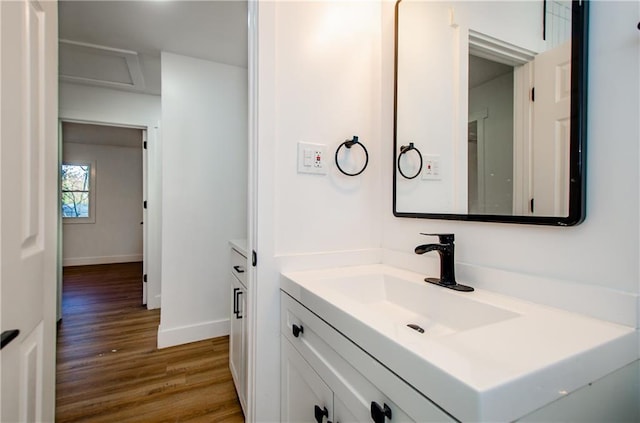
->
[393,0,588,226]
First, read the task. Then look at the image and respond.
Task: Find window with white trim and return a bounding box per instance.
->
[61,162,96,223]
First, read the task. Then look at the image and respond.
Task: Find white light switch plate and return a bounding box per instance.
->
[298,142,327,175]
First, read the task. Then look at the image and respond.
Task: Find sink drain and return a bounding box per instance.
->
[407,323,425,333]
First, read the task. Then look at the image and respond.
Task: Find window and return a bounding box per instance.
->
[61,162,95,223]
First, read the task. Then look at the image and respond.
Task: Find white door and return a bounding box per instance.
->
[0,0,58,422]
[532,40,572,216]
[280,336,333,423]
[142,129,148,305]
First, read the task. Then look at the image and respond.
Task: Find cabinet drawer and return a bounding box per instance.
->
[281,291,455,422]
[231,248,247,287]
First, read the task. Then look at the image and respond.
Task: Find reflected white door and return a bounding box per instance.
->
[532,40,571,216]
[0,0,58,421]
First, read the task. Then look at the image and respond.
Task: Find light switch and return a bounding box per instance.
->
[298,142,327,175]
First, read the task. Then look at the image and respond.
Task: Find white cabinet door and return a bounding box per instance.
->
[281,336,333,423]
[330,358,414,423]
[334,397,361,423]
[229,274,246,410]
[281,292,455,423]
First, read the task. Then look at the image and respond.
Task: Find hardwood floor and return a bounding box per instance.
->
[56,262,244,423]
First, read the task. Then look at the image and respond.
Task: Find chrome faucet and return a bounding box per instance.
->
[414,233,474,292]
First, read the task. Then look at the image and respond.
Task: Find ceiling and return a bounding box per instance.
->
[469,55,513,89]
[58,0,248,96]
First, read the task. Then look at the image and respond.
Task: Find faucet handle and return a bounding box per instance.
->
[420,233,454,244]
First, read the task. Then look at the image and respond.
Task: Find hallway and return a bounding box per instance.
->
[56,263,243,422]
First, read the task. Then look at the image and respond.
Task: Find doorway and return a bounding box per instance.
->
[59,121,147,310]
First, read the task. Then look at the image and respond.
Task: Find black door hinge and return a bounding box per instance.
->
[530,198,535,213]
[143,274,148,283]
[143,141,147,149]
[143,200,147,209]
[531,87,535,102]
[252,250,257,267]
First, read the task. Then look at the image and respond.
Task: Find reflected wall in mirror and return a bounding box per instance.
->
[393,0,587,225]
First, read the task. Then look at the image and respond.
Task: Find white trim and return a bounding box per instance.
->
[468,109,488,214]
[61,160,96,224]
[469,30,537,66]
[60,118,147,130]
[59,39,146,92]
[246,1,259,422]
[157,318,230,349]
[57,112,159,312]
[63,254,143,267]
[512,62,534,215]
[142,129,148,306]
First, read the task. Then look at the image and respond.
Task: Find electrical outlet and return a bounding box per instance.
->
[422,155,441,180]
[298,142,327,175]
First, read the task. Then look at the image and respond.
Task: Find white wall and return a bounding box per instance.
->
[468,71,514,214]
[59,82,162,309]
[395,2,459,213]
[382,0,639,316]
[395,1,545,215]
[253,0,639,420]
[62,142,143,266]
[158,52,247,348]
[254,2,382,420]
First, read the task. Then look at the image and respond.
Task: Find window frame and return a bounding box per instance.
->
[61,161,96,224]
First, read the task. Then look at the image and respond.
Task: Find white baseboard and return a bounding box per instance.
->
[157,318,230,349]
[63,254,143,267]
[146,294,161,311]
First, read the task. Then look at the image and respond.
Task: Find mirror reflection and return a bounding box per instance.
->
[394,0,586,225]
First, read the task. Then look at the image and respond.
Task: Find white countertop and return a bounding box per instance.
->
[281,264,638,422]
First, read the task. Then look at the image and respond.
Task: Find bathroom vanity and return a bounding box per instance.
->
[280,265,637,422]
[281,290,451,422]
[229,239,248,414]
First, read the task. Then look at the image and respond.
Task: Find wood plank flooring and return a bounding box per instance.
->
[56,262,244,423]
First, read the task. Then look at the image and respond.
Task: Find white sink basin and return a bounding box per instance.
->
[318,272,518,337]
[281,264,637,422]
